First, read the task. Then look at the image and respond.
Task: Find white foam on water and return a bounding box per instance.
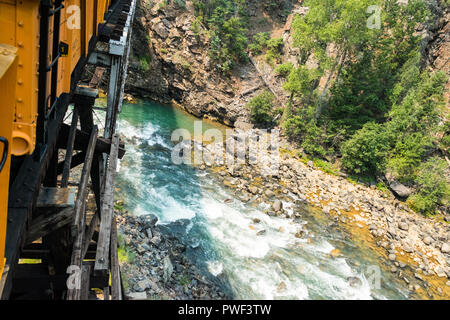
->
[148,187,197,223]
[206,260,224,276]
[147,134,172,149]
[305,261,374,300]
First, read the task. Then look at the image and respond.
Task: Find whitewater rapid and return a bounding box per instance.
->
[111,100,409,300]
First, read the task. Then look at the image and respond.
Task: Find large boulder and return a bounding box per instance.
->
[441,243,450,254]
[272,200,283,212]
[234,120,254,131]
[152,21,169,39]
[389,181,413,198]
[163,255,174,283]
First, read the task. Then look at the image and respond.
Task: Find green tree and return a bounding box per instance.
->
[341,122,390,175]
[408,157,450,215]
[246,90,275,125]
[193,0,249,73]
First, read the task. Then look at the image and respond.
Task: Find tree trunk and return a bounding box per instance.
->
[281,92,294,124]
[314,49,347,120]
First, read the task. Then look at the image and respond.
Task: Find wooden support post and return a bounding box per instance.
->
[80,263,91,300]
[61,108,79,187]
[105,56,121,140]
[110,217,121,300]
[25,207,73,245]
[82,213,99,259]
[89,67,106,88]
[57,152,86,175]
[71,126,98,238]
[75,100,103,214]
[67,126,98,300]
[103,286,110,300]
[57,123,126,159]
[94,134,119,274]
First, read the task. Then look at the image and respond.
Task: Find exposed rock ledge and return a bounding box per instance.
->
[125,1,264,126]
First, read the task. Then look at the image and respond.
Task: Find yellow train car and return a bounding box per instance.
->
[0,0,114,288]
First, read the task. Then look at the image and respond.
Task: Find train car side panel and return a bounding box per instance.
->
[61,0,82,93]
[0,44,18,278]
[82,0,95,56]
[12,0,40,156]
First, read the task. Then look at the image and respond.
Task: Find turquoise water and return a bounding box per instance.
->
[114,100,411,300]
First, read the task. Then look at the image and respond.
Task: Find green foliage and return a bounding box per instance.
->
[246,90,275,125]
[114,200,125,212]
[265,37,284,64]
[117,233,136,264]
[341,69,446,178]
[283,107,329,158]
[311,157,340,175]
[275,62,293,78]
[283,66,321,103]
[408,157,450,215]
[190,18,202,35]
[178,274,191,286]
[193,0,249,73]
[139,55,151,72]
[173,0,186,9]
[341,122,390,175]
[285,0,430,145]
[439,121,450,156]
[248,34,285,65]
[384,70,446,181]
[261,0,283,11]
[158,0,167,11]
[248,32,270,55]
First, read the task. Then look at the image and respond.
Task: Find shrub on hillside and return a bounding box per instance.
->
[408,157,450,215]
[340,122,390,176]
[246,90,275,125]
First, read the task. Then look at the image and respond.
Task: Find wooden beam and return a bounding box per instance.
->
[89,67,106,88]
[67,126,98,300]
[57,123,126,158]
[36,187,76,208]
[20,243,98,260]
[25,207,73,245]
[110,217,121,300]
[80,263,91,300]
[57,151,86,175]
[82,213,99,259]
[36,186,76,276]
[61,108,79,188]
[103,286,110,300]
[76,99,103,220]
[94,134,119,274]
[11,263,108,293]
[71,126,98,238]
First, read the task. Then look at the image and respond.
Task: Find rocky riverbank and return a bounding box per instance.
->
[115,209,230,300]
[193,127,450,299]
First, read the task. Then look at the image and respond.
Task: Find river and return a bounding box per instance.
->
[112,99,412,300]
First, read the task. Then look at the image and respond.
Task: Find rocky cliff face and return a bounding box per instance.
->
[126,0,300,127]
[127,0,252,126]
[423,0,450,108]
[126,0,449,127]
